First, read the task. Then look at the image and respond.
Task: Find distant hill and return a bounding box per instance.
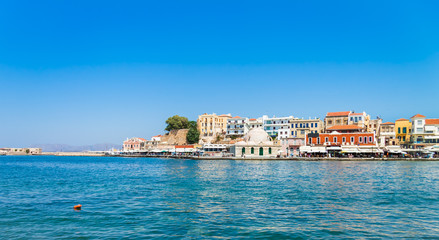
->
[30,143,121,152]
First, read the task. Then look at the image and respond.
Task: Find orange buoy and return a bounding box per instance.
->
[73,204,82,210]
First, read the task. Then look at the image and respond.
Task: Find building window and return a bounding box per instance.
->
[351,137,354,143]
[269,147,272,154]
[369,137,372,143]
[325,137,329,143]
[306,123,309,128]
[359,137,362,143]
[328,120,332,124]
[342,137,346,143]
[402,136,406,142]
[398,127,401,134]
[309,137,312,144]
[251,147,254,154]
[317,137,320,144]
[334,137,338,143]
[403,127,407,134]
[242,148,245,154]
[259,147,264,156]
[364,137,367,143]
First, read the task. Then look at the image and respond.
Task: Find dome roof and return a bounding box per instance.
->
[244,128,273,145]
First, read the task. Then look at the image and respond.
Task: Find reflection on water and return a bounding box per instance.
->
[1,156,439,239]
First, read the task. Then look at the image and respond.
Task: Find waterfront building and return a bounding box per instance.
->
[289,118,323,138]
[395,118,412,146]
[304,131,379,156]
[197,113,232,143]
[410,114,439,147]
[348,112,371,130]
[324,111,351,130]
[248,118,263,130]
[263,115,293,140]
[123,137,147,152]
[306,132,376,146]
[230,128,282,157]
[280,137,305,157]
[226,116,249,137]
[202,144,229,153]
[326,125,363,133]
[378,122,397,147]
[368,117,382,138]
[151,135,162,142]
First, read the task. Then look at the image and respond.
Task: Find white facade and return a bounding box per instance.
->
[262,115,294,140]
[248,118,263,130]
[226,117,249,136]
[411,115,439,144]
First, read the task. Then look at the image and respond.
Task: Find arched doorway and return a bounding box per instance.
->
[259,147,264,156]
[242,147,245,155]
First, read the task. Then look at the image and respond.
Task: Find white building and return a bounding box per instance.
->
[348,112,370,130]
[263,115,294,140]
[248,118,263,130]
[411,114,439,145]
[151,135,162,142]
[230,128,282,158]
[226,116,249,137]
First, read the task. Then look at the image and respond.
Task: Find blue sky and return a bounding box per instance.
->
[1,0,438,147]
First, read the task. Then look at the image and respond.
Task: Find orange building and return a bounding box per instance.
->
[306,132,376,146]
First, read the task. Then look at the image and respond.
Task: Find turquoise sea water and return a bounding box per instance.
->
[1,156,439,239]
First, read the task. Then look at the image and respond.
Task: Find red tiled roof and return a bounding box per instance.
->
[232,116,242,119]
[426,119,439,125]
[249,118,257,121]
[349,113,363,116]
[327,125,362,130]
[411,114,426,119]
[138,138,147,141]
[381,122,394,125]
[395,118,408,121]
[326,111,351,117]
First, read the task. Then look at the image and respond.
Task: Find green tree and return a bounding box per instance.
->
[165,115,189,131]
[186,121,200,144]
[26,149,30,154]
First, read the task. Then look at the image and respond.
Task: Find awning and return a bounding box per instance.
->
[327,146,342,151]
[299,146,311,152]
[310,147,327,153]
[342,149,360,153]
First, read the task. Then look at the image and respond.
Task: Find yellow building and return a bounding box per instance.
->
[395,118,412,144]
[197,113,232,143]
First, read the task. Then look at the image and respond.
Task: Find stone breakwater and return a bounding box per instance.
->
[41,152,106,157]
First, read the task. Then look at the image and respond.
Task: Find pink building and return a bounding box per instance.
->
[123,137,147,151]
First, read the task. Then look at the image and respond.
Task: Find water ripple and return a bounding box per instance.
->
[1,156,439,239]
